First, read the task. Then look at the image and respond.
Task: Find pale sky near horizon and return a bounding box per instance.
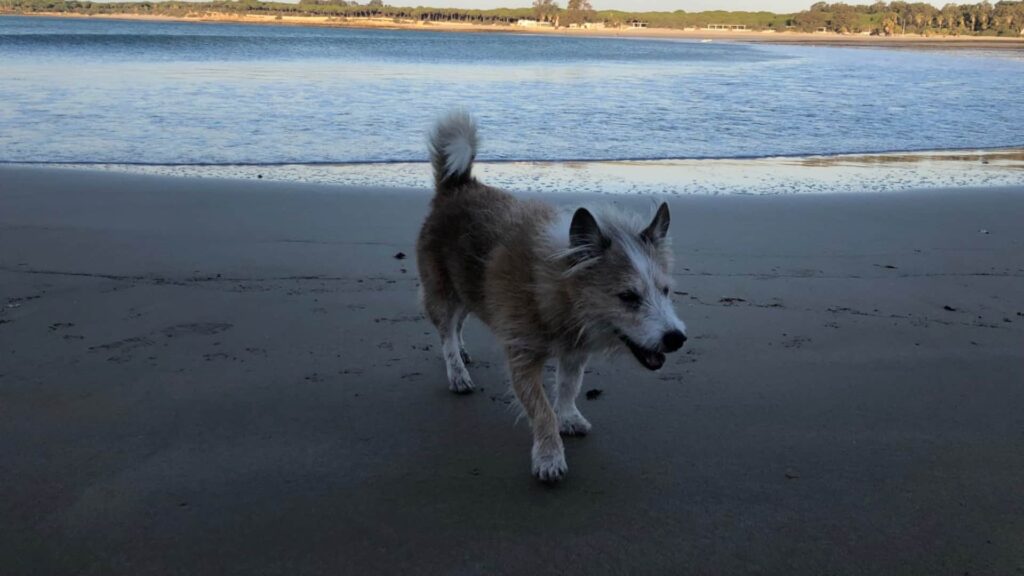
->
[413,1,946,10]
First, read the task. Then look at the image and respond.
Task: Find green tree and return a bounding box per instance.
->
[532,0,559,23]
[565,0,594,25]
[793,7,828,30]
[941,3,963,31]
[830,2,857,32]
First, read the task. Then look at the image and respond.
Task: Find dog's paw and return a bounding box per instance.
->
[460,348,472,365]
[531,440,567,484]
[558,410,592,437]
[448,373,475,394]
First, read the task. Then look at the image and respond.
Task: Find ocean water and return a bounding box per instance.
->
[1,16,1023,167]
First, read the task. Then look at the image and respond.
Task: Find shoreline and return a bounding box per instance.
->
[6,144,1023,166]
[15,147,1024,196]
[2,165,1022,574]
[5,12,1024,50]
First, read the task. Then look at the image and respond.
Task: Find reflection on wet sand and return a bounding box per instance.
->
[37,147,1024,196]
[796,149,1024,167]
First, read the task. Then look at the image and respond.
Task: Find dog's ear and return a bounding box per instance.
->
[570,208,608,252]
[641,202,670,244]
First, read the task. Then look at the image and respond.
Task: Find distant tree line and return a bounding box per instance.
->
[2,0,1022,36]
[791,2,1024,35]
[0,0,536,23]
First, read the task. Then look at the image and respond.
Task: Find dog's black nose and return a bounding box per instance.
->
[662,330,687,352]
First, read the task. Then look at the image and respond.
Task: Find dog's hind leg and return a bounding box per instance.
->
[428,302,474,394]
[442,306,474,393]
[555,354,591,436]
[456,309,472,365]
[508,348,566,483]
[419,259,474,394]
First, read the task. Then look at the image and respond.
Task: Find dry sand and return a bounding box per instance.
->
[2,166,1023,574]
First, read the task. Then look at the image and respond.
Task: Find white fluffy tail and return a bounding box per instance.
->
[428,110,478,191]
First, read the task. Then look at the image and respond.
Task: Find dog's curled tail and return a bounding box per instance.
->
[428,110,478,192]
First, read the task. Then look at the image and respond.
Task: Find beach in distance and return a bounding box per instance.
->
[8,11,1024,51]
[2,166,1023,574]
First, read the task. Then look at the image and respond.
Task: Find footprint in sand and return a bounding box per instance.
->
[91,323,234,363]
[160,323,233,338]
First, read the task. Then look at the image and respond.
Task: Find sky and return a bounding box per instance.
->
[419,1,946,11]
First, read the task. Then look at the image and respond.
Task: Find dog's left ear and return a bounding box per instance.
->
[570,207,609,253]
[641,202,670,244]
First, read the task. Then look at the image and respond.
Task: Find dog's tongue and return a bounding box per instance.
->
[643,350,666,371]
[623,336,667,371]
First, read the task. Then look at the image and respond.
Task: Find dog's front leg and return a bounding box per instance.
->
[508,348,566,483]
[555,354,591,436]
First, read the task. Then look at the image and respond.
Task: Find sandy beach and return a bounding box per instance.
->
[1,166,1022,574]
[11,12,1024,50]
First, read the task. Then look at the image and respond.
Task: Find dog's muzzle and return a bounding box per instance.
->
[621,336,666,371]
[661,330,687,353]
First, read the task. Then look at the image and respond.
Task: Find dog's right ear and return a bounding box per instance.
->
[641,202,670,244]
[569,208,608,253]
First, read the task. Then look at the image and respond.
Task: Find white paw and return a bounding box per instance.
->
[448,371,474,394]
[558,409,592,436]
[531,440,568,483]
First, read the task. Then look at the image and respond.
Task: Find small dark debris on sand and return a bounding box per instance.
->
[394,252,407,260]
[719,297,747,305]
[944,305,957,312]
[585,389,603,401]
[257,174,263,179]
[785,469,801,480]
[882,264,898,269]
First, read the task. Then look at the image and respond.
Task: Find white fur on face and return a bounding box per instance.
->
[545,205,687,354]
[620,238,687,350]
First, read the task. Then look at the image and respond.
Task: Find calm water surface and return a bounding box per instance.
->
[2,16,1023,165]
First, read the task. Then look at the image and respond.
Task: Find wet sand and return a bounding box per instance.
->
[1,167,1023,574]
[45,147,1024,197]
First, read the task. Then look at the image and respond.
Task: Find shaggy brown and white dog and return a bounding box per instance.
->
[417,112,688,482]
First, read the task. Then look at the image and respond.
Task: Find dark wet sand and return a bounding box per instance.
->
[1,167,1023,575]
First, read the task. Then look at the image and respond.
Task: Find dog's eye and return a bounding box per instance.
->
[618,290,642,308]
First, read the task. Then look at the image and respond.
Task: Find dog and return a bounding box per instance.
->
[416,111,688,482]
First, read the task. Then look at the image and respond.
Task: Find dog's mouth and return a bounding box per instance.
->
[621,336,666,371]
